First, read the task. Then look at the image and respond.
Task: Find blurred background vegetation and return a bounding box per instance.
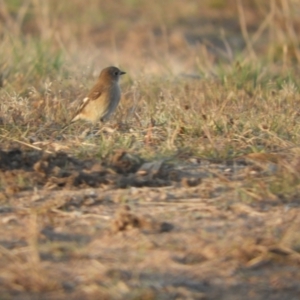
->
[1,0,300,83]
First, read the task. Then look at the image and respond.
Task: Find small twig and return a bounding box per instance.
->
[0,134,53,153]
[237,0,257,61]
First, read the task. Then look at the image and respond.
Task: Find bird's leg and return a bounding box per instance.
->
[93,121,106,136]
[81,122,105,137]
[79,123,94,138]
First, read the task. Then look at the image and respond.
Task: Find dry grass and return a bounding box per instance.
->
[1,0,300,299]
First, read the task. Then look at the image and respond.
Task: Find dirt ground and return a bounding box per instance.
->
[1,147,300,300]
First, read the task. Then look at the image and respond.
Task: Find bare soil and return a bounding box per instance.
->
[1,147,300,300]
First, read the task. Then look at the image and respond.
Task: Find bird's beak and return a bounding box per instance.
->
[120,71,126,75]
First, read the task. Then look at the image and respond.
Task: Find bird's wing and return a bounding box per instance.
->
[71,83,104,121]
[74,96,91,113]
[86,82,103,100]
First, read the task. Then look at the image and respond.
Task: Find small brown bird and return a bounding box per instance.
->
[64,66,126,129]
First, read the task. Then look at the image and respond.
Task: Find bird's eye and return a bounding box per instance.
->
[114,72,118,75]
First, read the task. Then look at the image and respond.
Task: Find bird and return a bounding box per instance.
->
[62,66,126,130]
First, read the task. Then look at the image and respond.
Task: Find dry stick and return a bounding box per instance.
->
[238,4,275,62]
[280,0,300,62]
[15,0,31,33]
[220,29,233,62]
[31,0,50,39]
[250,8,274,47]
[237,0,257,62]
[202,39,228,62]
[202,124,216,151]
[0,0,16,33]
[126,86,140,123]
[133,111,143,127]
[168,124,180,150]
[0,134,53,154]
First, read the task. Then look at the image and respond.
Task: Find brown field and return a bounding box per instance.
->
[1,0,300,299]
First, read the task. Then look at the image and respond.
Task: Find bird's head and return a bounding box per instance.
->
[99,66,126,82]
